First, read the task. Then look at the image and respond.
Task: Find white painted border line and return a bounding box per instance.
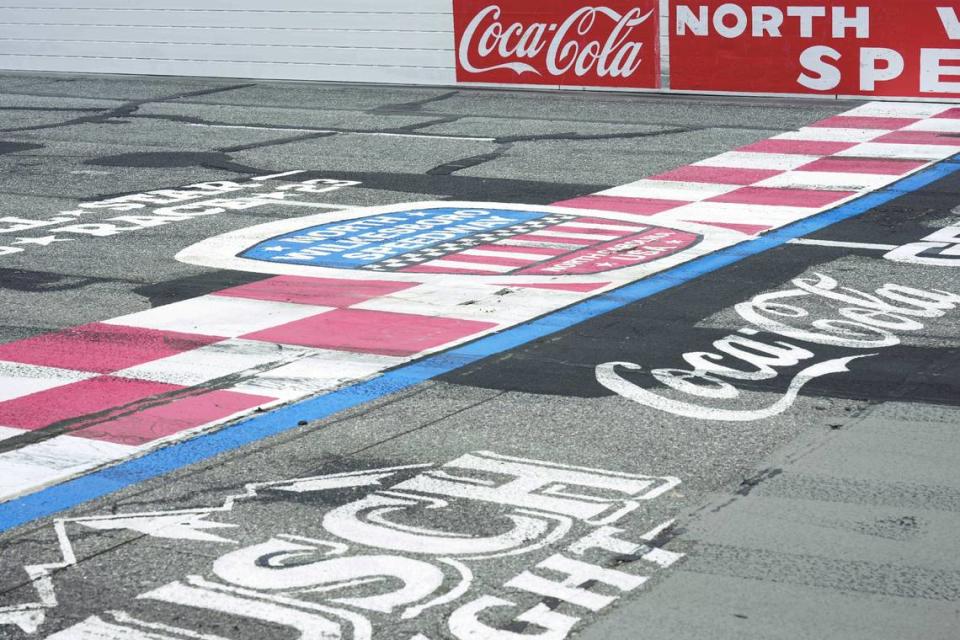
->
[788,238,898,250]
[352,131,496,142]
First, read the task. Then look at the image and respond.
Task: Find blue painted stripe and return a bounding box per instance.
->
[2,156,958,534]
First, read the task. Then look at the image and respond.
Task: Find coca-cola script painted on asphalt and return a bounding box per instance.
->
[597,274,960,421]
[453,1,660,88]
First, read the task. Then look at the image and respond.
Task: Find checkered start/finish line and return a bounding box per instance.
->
[1,100,959,501]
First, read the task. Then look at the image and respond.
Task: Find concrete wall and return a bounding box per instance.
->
[0,0,457,84]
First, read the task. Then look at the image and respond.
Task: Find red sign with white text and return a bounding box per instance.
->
[453,1,661,88]
[669,1,960,98]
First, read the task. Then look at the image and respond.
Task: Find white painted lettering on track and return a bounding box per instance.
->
[885,217,960,266]
[597,274,960,421]
[2,452,683,640]
[0,173,360,259]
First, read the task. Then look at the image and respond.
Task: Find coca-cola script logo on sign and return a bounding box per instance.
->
[453,1,660,88]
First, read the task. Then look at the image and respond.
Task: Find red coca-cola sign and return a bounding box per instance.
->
[453,1,661,88]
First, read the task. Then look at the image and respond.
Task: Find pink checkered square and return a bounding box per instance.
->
[553,195,684,216]
[0,376,183,430]
[652,166,782,185]
[874,131,960,147]
[811,115,919,130]
[935,108,960,119]
[241,308,497,357]
[70,389,276,445]
[738,139,856,156]
[709,187,855,208]
[0,323,221,374]
[797,157,927,175]
[214,276,418,308]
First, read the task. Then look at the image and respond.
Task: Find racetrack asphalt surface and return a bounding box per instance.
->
[0,73,959,640]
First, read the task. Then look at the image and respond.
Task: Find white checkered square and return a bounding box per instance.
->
[599,179,740,201]
[103,296,333,338]
[231,350,405,401]
[353,282,589,325]
[0,436,135,501]
[652,202,816,229]
[114,338,314,387]
[696,151,820,171]
[0,361,95,403]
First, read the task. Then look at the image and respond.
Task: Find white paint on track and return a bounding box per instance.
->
[788,239,899,251]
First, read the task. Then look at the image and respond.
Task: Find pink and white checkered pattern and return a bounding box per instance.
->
[554,102,960,235]
[1,101,958,501]
[0,276,594,499]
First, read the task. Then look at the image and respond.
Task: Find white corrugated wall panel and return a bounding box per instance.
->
[0,1,456,84]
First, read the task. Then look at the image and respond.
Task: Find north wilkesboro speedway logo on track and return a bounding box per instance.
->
[241,207,700,276]
[177,202,726,282]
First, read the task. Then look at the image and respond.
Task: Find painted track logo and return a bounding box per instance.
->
[1,451,683,640]
[177,201,725,284]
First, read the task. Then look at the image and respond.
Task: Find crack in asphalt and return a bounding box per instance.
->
[0,141,44,155]
[736,468,785,497]
[127,111,699,145]
[174,103,800,132]
[427,144,514,176]
[368,90,461,115]
[84,150,265,175]
[0,83,834,133]
[494,125,703,144]
[424,126,701,176]
[706,468,787,515]
[125,112,486,141]
[110,481,254,514]
[0,83,256,134]
[65,106,702,183]
[343,389,509,460]
[0,523,163,599]
[217,130,338,153]
[389,115,465,133]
